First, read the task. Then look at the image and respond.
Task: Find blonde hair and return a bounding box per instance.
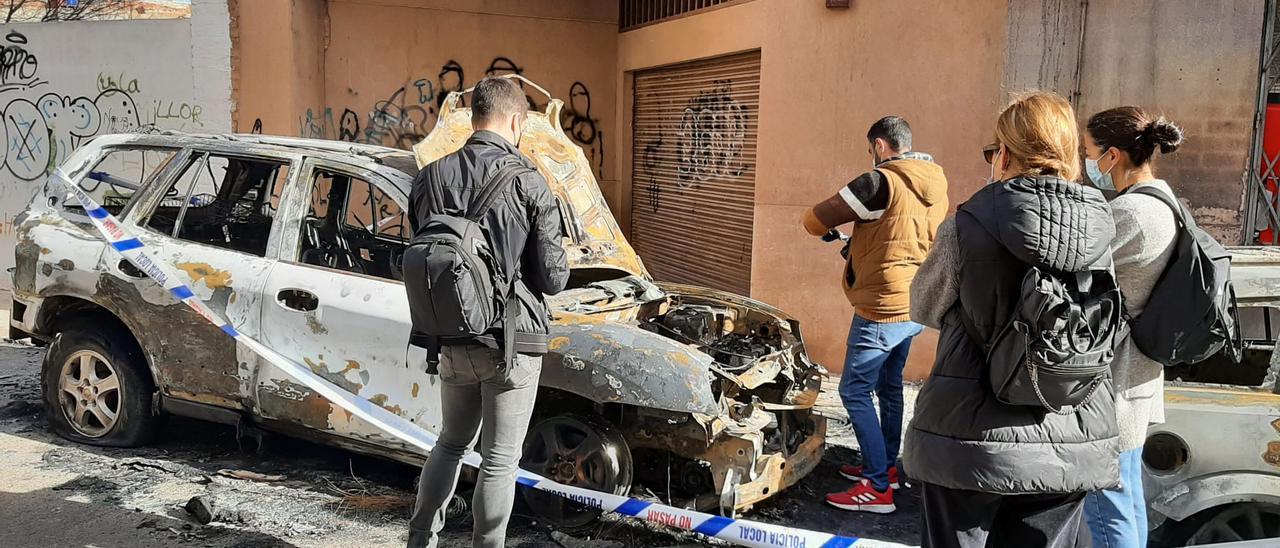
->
[994,91,1080,181]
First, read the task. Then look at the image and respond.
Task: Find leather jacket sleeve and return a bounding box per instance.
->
[521,170,569,296]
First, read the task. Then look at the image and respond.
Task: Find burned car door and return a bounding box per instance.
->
[123,148,293,409]
[254,157,435,451]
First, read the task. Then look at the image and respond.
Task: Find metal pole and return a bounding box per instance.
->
[1244,0,1277,244]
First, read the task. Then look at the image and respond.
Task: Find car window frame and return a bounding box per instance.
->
[337,174,411,245]
[59,144,184,221]
[276,156,410,284]
[72,146,183,218]
[127,145,303,261]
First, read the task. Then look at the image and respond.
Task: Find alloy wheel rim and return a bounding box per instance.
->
[521,416,632,527]
[1189,505,1280,544]
[57,350,122,438]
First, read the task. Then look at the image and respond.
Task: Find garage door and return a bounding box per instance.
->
[631,50,760,296]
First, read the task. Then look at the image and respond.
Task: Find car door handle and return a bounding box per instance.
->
[277,289,319,312]
[118,260,146,279]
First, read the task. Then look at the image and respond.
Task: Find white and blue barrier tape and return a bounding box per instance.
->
[52,169,912,548]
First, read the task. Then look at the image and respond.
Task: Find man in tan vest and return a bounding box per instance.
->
[802,116,948,513]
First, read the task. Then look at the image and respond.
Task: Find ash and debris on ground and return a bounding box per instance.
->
[0,340,922,547]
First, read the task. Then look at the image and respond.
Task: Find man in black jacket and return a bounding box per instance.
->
[405,77,569,548]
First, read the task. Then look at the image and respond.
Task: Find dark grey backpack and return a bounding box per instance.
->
[403,162,526,374]
[1125,186,1242,366]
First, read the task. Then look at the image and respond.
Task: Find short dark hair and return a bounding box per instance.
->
[472,77,527,125]
[867,116,912,152]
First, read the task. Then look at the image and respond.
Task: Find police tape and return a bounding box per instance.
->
[51,169,915,548]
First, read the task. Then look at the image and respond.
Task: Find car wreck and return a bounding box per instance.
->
[10,78,827,525]
[1142,247,1280,545]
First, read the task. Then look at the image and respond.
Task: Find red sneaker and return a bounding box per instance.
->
[838,464,901,489]
[825,479,896,514]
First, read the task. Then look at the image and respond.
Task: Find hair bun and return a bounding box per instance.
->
[1145,118,1184,154]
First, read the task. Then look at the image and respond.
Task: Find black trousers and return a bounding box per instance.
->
[920,482,1092,548]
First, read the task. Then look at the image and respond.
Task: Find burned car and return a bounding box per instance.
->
[1143,247,1280,545]
[10,80,826,524]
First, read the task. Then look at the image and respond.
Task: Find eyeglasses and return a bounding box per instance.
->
[983,143,999,165]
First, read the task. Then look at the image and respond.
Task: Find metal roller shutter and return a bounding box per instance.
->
[631,50,760,295]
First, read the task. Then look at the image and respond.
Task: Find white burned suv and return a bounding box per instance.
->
[11,84,826,525]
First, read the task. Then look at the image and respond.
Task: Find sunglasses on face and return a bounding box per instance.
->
[983,143,999,165]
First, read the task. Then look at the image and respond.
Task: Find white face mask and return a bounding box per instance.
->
[1085,149,1116,191]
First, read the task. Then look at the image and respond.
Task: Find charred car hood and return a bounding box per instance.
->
[413,86,647,278]
[542,276,823,416]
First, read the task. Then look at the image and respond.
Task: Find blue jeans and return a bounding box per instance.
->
[1086,448,1148,548]
[838,315,922,492]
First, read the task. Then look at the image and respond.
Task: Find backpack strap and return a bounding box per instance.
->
[466,163,528,222]
[1124,185,1187,326]
[1129,185,1190,229]
[468,161,529,367]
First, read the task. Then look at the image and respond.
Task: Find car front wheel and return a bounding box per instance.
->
[41,319,159,447]
[519,414,633,529]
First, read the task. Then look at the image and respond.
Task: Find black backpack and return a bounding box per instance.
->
[969,265,1125,415]
[403,162,527,374]
[1125,186,1243,366]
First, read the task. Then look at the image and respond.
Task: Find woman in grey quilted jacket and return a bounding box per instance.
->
[1082,107,1184,548]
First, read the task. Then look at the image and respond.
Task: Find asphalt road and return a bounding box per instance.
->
[0,340,922,548]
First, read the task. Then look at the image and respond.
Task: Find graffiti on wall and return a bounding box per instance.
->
[0,30,205,184]
[0,30,43,93]
[564,81,604,176]
[97,71,140,94]
[286,56,607,178]
[677,79,747,188]
[643,136,663,213]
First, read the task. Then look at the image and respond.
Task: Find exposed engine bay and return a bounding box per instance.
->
[644,304,781,370]
[546,275,826,513]
[551,275,822,406]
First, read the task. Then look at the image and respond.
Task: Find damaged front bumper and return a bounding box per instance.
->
[623,366,828,515]
[696,411,827,514]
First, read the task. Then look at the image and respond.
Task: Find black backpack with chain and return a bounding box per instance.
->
[970,266,1125,415]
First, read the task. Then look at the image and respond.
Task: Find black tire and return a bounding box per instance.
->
[41,317,159,447]
[1153,502,1280,546]
[519,413,633,531]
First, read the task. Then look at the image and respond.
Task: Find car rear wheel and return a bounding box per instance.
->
[1160,503,1280,546]
[41,319,159,447]
[520,414,633,529]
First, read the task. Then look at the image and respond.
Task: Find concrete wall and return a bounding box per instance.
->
[0,5,234,293]
[1076,0,1264,243]
[1004,0,1265,244]
[616,0,1010,377]
[233,0,618,194]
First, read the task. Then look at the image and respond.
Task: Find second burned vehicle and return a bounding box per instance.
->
[11,76,827,524]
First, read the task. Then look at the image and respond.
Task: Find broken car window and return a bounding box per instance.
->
[299,168,408,281]
[68,147,179,215]
[144,152,290,257]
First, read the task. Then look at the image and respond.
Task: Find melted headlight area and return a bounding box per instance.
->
[640,297,824,410]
